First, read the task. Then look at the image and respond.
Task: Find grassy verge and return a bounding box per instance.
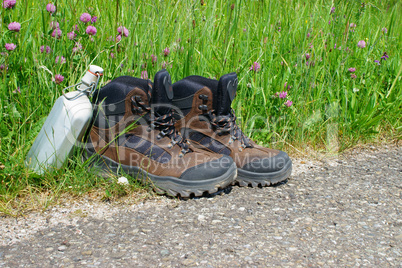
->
[0,0,401,215]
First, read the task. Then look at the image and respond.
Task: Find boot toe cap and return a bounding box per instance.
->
[240,151,291,173]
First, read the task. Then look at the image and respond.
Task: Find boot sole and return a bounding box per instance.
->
[83,148,237,198]
[235,159,292,187]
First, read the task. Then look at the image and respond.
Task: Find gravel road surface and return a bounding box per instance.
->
[1,144,401,267]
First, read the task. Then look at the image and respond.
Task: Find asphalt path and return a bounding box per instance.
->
[0,144,401,267]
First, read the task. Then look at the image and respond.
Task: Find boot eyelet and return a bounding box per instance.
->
[198,94,208,101]
[160,130,168,137]
[157,134,162,140]
[179,153,184,158]
[147,127,151,132]
[198,105,207,111]
[167,143,173,149]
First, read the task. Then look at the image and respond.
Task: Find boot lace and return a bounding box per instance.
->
[198,94,252,149]
[131,95,190,155]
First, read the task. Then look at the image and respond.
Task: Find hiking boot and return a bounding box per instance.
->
[172,73,292,187]
[84,69,237,197]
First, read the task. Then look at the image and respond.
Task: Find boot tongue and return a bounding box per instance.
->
[216,72,238,115]
[151,69,173,115]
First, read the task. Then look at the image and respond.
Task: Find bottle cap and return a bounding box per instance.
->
[80,65,104,88]
[88,65,104,76]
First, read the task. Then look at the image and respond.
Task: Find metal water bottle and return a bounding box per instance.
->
[25,65,104,174]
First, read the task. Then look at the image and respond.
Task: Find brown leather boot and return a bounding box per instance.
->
[172,73,292,187]
[84,69,237,197]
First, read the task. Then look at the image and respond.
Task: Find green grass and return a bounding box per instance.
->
[0,0,401,215]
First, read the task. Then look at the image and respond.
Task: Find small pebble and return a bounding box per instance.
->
[81,250,92,256]
[160,249,170,256]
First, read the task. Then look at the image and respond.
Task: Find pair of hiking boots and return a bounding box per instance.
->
[85,69,292,197]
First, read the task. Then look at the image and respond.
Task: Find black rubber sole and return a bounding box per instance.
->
[235,159,292,187]
[83,149,237,197]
